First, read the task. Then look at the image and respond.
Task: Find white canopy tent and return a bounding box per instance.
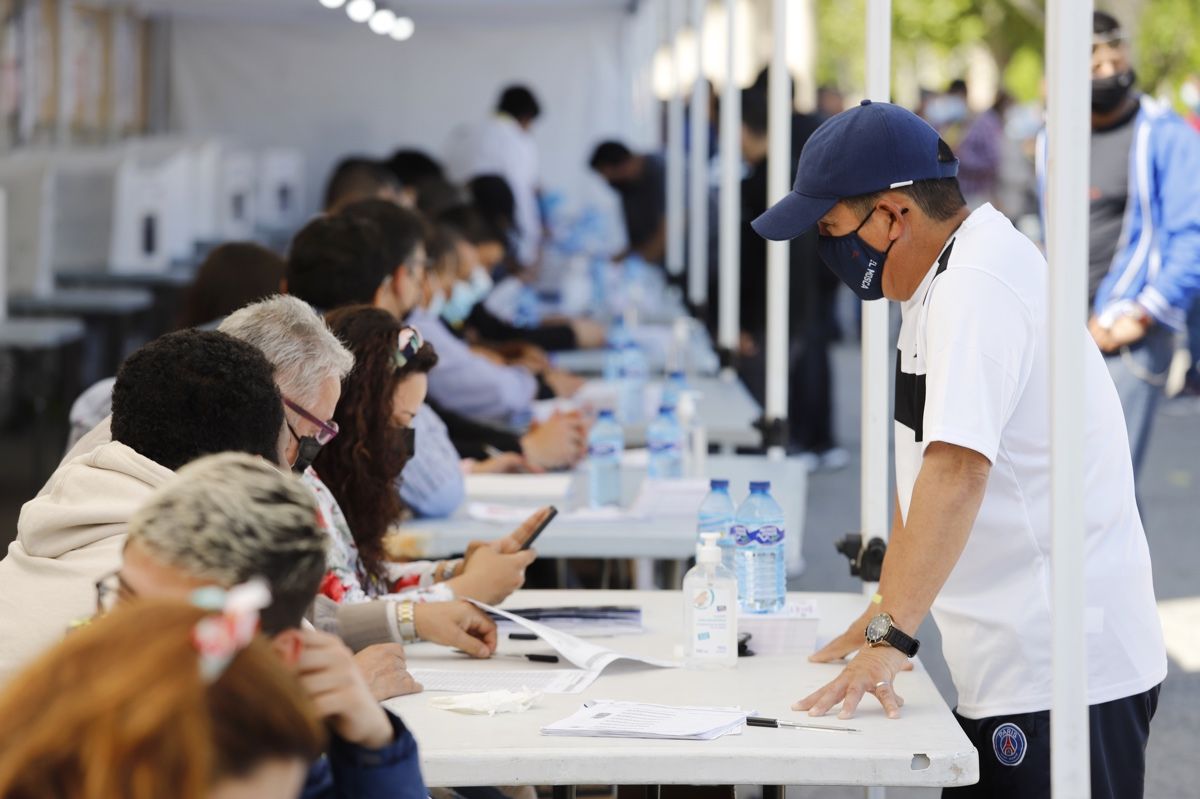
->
[115,1,1098,793]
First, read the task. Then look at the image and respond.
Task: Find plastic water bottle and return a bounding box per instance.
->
[731,481,786,613]
[683,532,739,669]
[697,479,736,573]
[646,405,684,479]
[616,342,648,425]
[603,314,632,380]
[513,285,541,328]
[661,370,688,410]
[587,410,624,508]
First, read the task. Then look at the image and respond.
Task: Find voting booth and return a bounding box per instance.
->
[255,147,307,234]
[187,138,259,245]
[108,142,196,274]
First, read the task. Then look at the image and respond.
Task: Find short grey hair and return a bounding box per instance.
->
[127,452,328,634]
[218,295,354,408]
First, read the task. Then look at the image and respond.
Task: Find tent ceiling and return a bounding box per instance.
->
[128,0,635,24]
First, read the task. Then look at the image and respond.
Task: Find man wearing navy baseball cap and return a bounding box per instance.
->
[757,101,1165,799]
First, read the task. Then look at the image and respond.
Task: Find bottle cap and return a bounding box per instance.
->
[597,409,615,419]
[750,480,770,493]
[710,478,729,490]
[696,532,722,564]
[669,370,685,379]
[658,405,675,416]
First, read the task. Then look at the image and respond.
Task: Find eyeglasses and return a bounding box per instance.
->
[283,398,339,445]
[95,570,135,615]
[395,326,425,369]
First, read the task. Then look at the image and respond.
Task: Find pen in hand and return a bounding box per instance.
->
[495,653,561,664]
[746,716,860,733]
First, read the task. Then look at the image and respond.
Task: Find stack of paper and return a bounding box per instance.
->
[492,605,643,637]
[542,701,746,741]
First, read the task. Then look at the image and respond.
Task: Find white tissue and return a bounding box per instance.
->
[428,689,542,716]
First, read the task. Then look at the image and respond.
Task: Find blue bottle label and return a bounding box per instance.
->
[648,441,680,455]
[750,524,785,545]
[589,441,619,458]
[730,524,752,546]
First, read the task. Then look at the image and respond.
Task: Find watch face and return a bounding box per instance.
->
[866,614,891,643]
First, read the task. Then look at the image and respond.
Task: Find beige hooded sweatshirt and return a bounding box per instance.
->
[0,437,173,684]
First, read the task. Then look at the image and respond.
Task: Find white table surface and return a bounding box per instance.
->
[408,455,807,564]
[387,589,978,789]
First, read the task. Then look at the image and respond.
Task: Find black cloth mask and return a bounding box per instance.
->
[1092,69,1136,114]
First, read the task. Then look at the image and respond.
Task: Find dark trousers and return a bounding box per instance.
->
[944,684,1160,799]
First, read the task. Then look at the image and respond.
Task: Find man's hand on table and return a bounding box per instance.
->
[354,643,423,701]
[413,599,498,658]
[521,412,588,470]
[794,644,910,720]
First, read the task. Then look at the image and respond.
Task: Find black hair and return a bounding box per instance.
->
[427,225,464,277]
[175,243,284,330]
[947,79,968,96]
[741,87,769,137]
[339,199,429,270]
[467,175,518,237]
[437,204,503,246]
[322,156,400,212]
[1094,10,1121,36]
[286,214,394,310]
[386,149,445,186]
[497,85,541,122]
[414,177,469,219]
[589,141,634,170]
[110,330,283,471]
[843,176,967,224]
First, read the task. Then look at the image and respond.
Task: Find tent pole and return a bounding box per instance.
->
[717,0,740,374]
[764,0,790,460]
[687,0,709,310]
[665,0,686,279]
[1046,0,1093,795]
[861,0,891,567]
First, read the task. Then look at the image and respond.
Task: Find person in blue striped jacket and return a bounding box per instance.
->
[1037,10,1200,478]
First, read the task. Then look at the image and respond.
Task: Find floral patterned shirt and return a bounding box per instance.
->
[301,468,454,605]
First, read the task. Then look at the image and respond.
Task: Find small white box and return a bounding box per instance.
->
[738,600,820,656]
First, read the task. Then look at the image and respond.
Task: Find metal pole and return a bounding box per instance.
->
[717,0,740,369]
[666,0,686,279]
[687,0,709,309]
[764,0,790,461]
[861,0,891,558]
[1046,0,1093,795]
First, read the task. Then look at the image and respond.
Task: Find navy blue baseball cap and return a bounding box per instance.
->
[752,100,960,241]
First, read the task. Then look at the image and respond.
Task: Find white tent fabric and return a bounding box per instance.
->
[168,7,657,215]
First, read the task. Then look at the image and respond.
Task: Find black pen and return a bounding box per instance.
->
[496,653,560,664]
[508,632,539,641]
[746,716,860,733]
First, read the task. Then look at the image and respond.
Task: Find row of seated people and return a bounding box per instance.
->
[0,156,623,798]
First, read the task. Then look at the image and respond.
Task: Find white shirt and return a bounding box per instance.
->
[446,114,542,267]
[895,203,1166,719]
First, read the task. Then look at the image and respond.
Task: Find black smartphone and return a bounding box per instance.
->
[521,506,559,550]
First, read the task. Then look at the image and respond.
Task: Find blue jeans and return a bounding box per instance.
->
[1105,324,1175,478]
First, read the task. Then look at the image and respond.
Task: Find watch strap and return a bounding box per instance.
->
[883,625,920,658]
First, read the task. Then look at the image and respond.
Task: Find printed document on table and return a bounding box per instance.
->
[408,668,600,694]
[542,700,746,740]
[471,601,680,671]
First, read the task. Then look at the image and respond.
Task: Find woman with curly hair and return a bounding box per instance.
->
[310,305,548,614]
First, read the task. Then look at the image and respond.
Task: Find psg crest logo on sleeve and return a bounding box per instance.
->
[992,722,1027,767]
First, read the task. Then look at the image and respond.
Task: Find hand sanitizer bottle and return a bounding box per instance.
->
[683,532,739,669]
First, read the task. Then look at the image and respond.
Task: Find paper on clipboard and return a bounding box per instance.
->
[470,600,680,672]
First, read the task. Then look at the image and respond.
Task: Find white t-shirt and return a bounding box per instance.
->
[895,203,1166,719]
[445,114,542,267]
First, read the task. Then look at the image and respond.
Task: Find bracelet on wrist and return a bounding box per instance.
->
[396,600,418,644]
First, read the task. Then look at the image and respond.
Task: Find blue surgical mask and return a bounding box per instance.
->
[469,266,494,300]
[441,280,478,325]
[426,287,446,318]
[817,208,896,301]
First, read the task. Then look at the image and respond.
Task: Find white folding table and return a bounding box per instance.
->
[406,454,807,577]
[387,589,978,796]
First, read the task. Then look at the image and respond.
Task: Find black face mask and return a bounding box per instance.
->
[291,435,323,475]
[1092,69,1136,114]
